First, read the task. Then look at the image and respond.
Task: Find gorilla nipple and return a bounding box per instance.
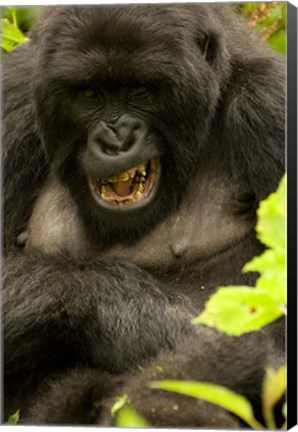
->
[171,241,187,258]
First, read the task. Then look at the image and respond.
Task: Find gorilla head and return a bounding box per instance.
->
[31,5,228,246]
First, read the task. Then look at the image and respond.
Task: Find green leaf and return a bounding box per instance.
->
[2,7,40,30]
[262,366,286,429]
[244,249,285,277]
[111,395,128,417]
[256,175,286,250]
[1,19,29,43]
[244,249,286,305]
[115,405,150,428]
[1,18,29,52]
[1,37,17,52]
[150,380,263,429]
[193,287,282,335]
[111,395,150,428]
[6,410,20,424]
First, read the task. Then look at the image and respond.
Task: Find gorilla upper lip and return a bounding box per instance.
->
[89,157,160,209]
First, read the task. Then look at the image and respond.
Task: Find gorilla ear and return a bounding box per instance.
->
[196,31,219,64]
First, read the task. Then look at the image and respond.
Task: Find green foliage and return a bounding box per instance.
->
[111,395,150,428]
[150,380,264,429]
[6,410,20,425]
[115,406,150,428]
[240,2,286,54]
[255,174,286,250]
[262,366,287,429]
[150,366,286,429]
[193,287,282,336]
[111,395,129,417]
[193,175,286,336]
[1,7,29,52]
[2,6,39,31]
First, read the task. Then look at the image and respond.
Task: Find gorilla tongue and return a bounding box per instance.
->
[112,178,134,196]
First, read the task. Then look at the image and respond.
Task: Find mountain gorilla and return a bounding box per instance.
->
[3,4,285,427]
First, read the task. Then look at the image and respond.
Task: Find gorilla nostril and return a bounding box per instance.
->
[93,136,121,156]
[122,132,137,151]
[88,121,122,157]
[101,144,119,156]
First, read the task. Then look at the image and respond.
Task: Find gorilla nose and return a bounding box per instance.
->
[88,115,147,157]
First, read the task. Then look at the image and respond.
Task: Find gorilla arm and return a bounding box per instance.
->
[21,323,281,427]
[3,251,196,417]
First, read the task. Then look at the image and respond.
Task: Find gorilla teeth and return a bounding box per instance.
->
[134,191,143,200]
[101,185,112,195]
[103,162,147,185]
[93,159,158,205]
[138,166,147,176]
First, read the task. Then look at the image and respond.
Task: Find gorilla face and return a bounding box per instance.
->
[32,5,225,244]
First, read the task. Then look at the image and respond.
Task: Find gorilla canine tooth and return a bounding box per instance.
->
[127,166,138,178]
[135,191,143,200]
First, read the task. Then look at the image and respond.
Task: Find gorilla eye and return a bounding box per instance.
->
[129,85,148,97]
[82,89,97,99]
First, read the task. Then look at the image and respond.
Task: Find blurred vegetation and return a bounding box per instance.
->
[2,6,39,32]
[236,2,287,54]
[6,409,20,425]
[1,3,287,54]
[1,6,39,52]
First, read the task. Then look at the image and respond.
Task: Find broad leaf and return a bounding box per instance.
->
[115,406,150,428]
[1,19,29,52]
[244,249,286,305]
[262,366,286,429]
[6,410,20,425]
[111,395,128,417]
[193,287,282,335]
[256,175,286,250]
[150,380,263,429]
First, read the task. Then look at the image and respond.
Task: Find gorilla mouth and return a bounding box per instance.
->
[90,158,160,207]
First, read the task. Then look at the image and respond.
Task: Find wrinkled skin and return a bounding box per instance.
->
[3,4,285,427]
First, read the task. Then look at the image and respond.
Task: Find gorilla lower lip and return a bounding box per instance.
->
[90,158,159,206]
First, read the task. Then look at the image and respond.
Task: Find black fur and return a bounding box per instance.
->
[3,4,285,427]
